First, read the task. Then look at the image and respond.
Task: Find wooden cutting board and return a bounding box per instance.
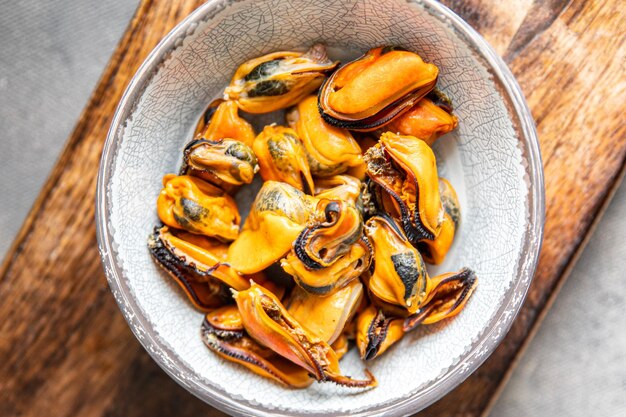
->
[0,0,624,416]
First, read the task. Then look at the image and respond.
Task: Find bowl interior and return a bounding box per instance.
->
[99,0,541,415]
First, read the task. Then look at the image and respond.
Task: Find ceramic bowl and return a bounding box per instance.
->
[96,0,544,415]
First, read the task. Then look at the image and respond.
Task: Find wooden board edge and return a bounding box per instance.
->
[0,0,152,279]
[480,159,626,417]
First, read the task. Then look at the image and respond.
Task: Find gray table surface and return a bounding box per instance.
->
[1,1,624,416]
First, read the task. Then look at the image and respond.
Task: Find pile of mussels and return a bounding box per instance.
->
[148,44,477,389]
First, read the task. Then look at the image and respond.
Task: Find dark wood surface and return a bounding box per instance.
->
[0,0,624,416]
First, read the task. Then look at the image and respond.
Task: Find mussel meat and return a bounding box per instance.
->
[356,304,405,360]
[403,267,477,331]
[234,282,376,387]
[319,46,438,130]
[227,181,319,274]
[156,174,241,241]
[253,125,315,194]
[418,178,460,265]
[282,239,370,295]
[282,199,371,294]
[365,214,477,320]
[148,226,248,311]
[180,139,258,191]
[364,132,443,242]
[286,279,363,344]
[201,305,313,388]
[293,199,362,269]
[364,215,429,315]
[194,99,256,146]
[224,44,339,114]
[287,95,364,176]
[314,174,363,207]
[386,94,457,146]
[330,332,350,360]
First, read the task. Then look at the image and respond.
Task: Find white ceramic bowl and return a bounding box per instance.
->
[96,0,544,415]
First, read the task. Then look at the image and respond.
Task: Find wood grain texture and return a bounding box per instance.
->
[420,0,626,415]
[0,0,624,416]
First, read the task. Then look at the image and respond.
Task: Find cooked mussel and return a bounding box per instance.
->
[294,199,362,269]
[358,267,476,359]
[386,94,458,146]
[365,214,477,319]
[356,304,404,360]
[244,271,287,301]
[156,174,241,241]
[282,199,371,294]
[224,44,339,114]
[148,226,248,311]
[314,174,363,207]
[227,181,319,274]
[286,279,363,344]
[180,139,258,191]
[253,125,315,194]
[201,305,313,388]
[330,332,350,360]
[287,95,364,176]
[234,282,376,387]
[319,46,438,130]
[403,267,477,331]
[194,99,256,146]
[418,178,460,264]
[364,132,443,242]
[282,238,370,295]
[364,215,429,315]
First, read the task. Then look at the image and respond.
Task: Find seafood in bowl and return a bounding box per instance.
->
[147,44,477,389]
[98,1,542,414]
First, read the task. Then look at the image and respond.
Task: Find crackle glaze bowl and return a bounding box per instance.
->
[96,0,544,415]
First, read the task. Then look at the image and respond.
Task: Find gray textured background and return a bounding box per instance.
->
[0,1,623,416]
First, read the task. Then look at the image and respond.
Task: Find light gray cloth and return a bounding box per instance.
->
[0,1,624,416]
[491,179,626,416]
[0,0,138,256]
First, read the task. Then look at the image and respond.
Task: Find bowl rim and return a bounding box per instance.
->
[96,0,545,415]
